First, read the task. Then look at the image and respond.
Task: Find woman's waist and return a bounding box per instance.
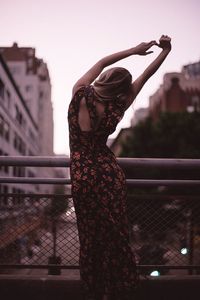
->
[70,149,125,184]
[71,145,118,166]
[71,147,114,160]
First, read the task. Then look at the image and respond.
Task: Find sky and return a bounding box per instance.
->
[0,0,200,155]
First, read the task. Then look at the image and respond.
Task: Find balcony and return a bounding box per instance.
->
[0,156,200,299]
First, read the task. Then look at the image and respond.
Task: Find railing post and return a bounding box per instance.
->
[188,208,194,275]
[48,217,61,275]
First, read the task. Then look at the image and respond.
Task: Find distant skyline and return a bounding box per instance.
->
[0,0,199,155]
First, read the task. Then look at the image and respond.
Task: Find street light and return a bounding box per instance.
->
[150,270,160,276]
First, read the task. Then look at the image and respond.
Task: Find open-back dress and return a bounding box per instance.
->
[68,85,138,300]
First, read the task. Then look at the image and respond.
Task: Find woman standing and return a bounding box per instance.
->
[68,35,171,300]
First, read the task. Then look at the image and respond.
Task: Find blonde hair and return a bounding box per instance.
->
[93,67,132,101]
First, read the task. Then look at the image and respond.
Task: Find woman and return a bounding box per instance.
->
[68,35,171,300]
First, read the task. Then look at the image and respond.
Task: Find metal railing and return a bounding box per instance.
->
[0,156,200,276]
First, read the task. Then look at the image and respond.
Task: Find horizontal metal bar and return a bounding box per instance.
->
[118,157,200,170]
[127,194,200,201]
[0,156,70,167]
[0,264,200,270]
[1,177,200,187]
[137,265,200,270]
[0,264,79,269]
[0,193,72,198]
[0,177,71,184]
[0,156,200,169]
[126,179,200,187]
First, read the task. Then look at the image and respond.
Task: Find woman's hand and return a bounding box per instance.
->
[133,40,158,56]
[157,35,171,51]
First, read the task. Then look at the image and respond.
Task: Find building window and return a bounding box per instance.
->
[0,114,10,141]
[0,149,9,174]
[192,95,200,112]
[13,132,26,155]
[25,85,33,92]
[15,104,26,129]
[27,58,33,68]
[5,89,11,109]
[0,78,5,99]
[27,170,35,177]
[28,128,35,142]
[4,121,10,141]
[0,114,3,136]
[15,104,22,124]
[11,66,21,75]
[13,166,25,177]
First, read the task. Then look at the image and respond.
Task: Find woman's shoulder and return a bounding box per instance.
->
[72,84,93,99]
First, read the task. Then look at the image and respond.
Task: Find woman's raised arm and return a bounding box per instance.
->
[125,35,171,109]
[72,40,157,96]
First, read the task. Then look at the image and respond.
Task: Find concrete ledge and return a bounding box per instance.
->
[0,274,200,300]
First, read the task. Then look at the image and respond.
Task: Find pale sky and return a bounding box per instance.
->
[0,0,200,155]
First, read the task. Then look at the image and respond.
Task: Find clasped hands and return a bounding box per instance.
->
[134,35,172,56]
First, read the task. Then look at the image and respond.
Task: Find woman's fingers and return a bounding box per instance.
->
[148,40,157,46]
[158,35,172,50]
[160,35,171,41]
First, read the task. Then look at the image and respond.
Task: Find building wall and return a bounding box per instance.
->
[149,67,200,121]
[0,44,55,193]
[6,61,39,124]
[0,56,39,194]
[111,61,200,156]
[0,43,54,157]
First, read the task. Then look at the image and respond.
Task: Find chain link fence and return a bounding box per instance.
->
[0,191,200,275]
[0,194,78,268]
[127,193,200,275]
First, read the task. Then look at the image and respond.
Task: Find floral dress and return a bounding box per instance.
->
[68,85,138,300]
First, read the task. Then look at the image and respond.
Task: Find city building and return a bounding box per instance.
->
[0,53,47,264]
[0,42,54,156]
[149,61,200,121]
[0,43,55,193]
[0,44,56,264]
[0,53,40,194]
[110,60,200,156]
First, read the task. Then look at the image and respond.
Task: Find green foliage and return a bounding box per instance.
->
[120,112,200,245]
[120,112,200,159]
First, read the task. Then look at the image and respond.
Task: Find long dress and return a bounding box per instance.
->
[68,85,138,300]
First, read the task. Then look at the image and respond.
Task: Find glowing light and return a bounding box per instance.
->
[181,248,188,255]
[150,270,160,276]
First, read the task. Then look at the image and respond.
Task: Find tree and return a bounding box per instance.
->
[120,112,200,270]
[120,111,200,184]
[120,111,200,159]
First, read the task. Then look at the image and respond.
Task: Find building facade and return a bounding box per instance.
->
[0,43,55,193]
[0,46,59,265]
[0,43,54,157]
[149,61,200,120]
[110,60,200,156]
[0,54,40,194]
